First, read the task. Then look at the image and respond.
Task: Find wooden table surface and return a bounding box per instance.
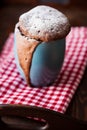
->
[0,3,87,122]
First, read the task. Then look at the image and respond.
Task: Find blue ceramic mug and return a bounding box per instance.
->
[14,38,65,87]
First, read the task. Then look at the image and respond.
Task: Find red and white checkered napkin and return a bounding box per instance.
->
[0,27,87,113]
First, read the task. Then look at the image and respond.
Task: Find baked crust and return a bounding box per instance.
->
[19,5,71,42]
[15,24,40,84]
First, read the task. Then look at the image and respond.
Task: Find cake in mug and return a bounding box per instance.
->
[14,5,71,87]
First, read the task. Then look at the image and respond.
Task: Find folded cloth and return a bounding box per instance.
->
[0,27,87,113]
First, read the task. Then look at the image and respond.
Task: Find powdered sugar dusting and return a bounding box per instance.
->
[19,5,70,41]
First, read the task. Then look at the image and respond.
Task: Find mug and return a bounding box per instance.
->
[14,38,65,87]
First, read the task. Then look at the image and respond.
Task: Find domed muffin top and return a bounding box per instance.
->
[19,5,71,42]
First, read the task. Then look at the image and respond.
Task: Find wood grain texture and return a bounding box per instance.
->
[2,0,38,5]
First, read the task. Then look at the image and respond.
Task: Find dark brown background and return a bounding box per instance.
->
[0,0,87,122]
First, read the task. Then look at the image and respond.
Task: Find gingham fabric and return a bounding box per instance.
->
[0,27,87,113]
